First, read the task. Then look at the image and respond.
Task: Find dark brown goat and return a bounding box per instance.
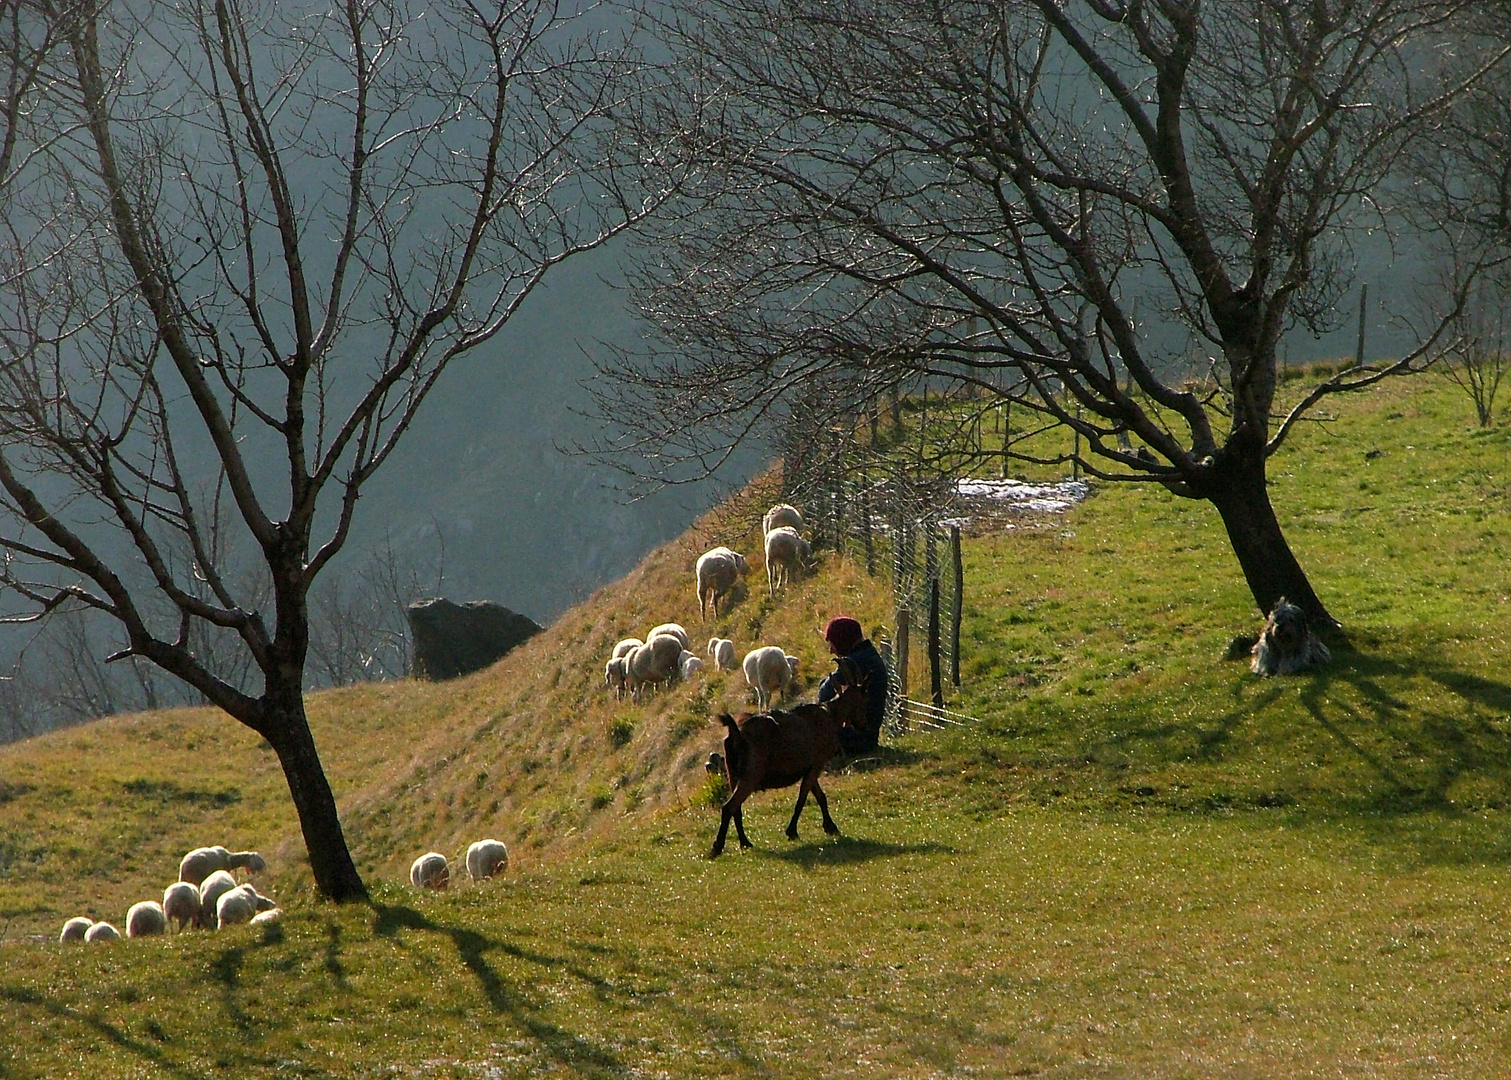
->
[709,658,871,858]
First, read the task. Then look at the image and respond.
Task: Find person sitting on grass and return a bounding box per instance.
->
[816,616,890,755]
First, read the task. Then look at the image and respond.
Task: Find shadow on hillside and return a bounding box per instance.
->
[0,983,279,1078]
[1297,651,1511,824]
[1080,684,1285,767]
[370,903,683,1077]
[757,836,957,868]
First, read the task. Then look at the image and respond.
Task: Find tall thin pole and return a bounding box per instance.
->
[949,525,963,688]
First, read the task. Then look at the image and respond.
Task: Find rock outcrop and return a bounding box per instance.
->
[406,598,542,680]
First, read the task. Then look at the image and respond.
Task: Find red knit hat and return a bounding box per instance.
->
[823,616,863,654]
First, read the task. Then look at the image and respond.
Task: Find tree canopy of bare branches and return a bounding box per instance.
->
[0,0,649,899]
[593,0,1510,627]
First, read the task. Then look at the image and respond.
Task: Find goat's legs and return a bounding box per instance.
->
[786,770,834,839]
[811,779,839,835]
[711,781,757,858]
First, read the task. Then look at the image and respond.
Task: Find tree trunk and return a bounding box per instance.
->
[263,689,368,901]
[1202,443,1337,631]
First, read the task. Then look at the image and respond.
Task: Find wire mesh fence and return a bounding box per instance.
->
[774,382,1090,737]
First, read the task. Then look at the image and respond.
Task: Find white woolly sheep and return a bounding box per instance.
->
[605,656,629,699]
[410,851,450,890]
[163,881,199,932]
[680,652,705,680]
[707,637,737,672]
[250,908,282,926]
[645,623,690,650]
[85,921,121,942]
[625,634,685,701]
[610,637,643,661]
[198,869,239,928]
[217,884,276,929]
[59,916,93,943]
[694,547,748,620]
[465,839,509,881]
[762,503,804,536]
[179,846,265,885]
[126,900,167,939]
[763,527,812,595]
[743,646,800,710]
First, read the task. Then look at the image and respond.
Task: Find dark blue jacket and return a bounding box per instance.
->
[818,638,890,753]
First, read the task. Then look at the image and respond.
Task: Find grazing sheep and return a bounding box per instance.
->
[707,637,737,671]
[59,916,93,943]
[680,652,705,679]
[1251,597,1331,676]
[198,870,239,928]
[605,655,629,699]
[762,503,803,536]
[743,646,800,710]
[217,885,276,929]
[126,900,167,939]
[250,908,282,925]
[763,527,812,595]
[625,634,685,701]
[410,851,450,890]
[646,623,690,650]
[163,881,200,932]
[695,547,748,620]
[710,657,871,857]
[85,921,121,942]
[179,846,266,886]
[465,839,510,881]
[611,637,643,661]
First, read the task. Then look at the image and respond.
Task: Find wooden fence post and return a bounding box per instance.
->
[895,606,910,733]
[949,524,963,687]
[929,576,943,708]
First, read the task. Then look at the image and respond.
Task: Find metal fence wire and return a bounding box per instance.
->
[775,391,985,736]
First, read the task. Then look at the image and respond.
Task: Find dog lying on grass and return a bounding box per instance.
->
[1250,597,1331,676]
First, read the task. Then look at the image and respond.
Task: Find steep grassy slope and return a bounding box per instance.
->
[3,374,1511,1078]
[0,471,893,939]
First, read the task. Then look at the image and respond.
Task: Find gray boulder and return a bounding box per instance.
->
[406,598,542,681]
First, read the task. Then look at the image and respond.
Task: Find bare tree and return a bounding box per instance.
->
[0,0,649,899]
[594,0,1509,627]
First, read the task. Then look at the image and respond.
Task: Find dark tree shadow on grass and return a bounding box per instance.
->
[0,983,282,1080]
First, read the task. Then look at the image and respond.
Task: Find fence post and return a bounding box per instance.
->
[895,606,910,733]
[860,474,875,575]
[949,524,963,687]
[929,576,943,708]
[1001,398,1011,478]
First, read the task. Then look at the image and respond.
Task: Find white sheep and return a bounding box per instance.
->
[694,547,748,620]
[708,637,737,671]
[410,851,450,890]
[743,646,800,710]
[178,846,266,885]
[645,623,690,650]
[163,882,200,932]
[763,527,812,595]
[625,634,685,701]
[707,637,737,672]
[680,652,705,679]
[59,916,93,943]
[465,839,509,881]
[605,655,629,699]
[198,869,239,928]
[250,908,282,926]
[84,921,121,942]
[126,900,167,938]
[217,884,276,928]
[762,503,804,536]
[610,637,643,660]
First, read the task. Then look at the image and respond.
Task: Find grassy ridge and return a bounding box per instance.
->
[4,375,1511,1077]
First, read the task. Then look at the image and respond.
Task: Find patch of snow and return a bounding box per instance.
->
[954,478,1089,514]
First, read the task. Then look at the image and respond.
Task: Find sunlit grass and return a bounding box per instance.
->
[4,375,1511,1077]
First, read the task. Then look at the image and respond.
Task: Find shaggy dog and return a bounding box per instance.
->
[1250,597,1331,676]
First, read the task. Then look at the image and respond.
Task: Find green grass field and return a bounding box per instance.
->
[3,375,1510,1078]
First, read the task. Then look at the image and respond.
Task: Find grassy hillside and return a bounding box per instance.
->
[3,375,1511,1078]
